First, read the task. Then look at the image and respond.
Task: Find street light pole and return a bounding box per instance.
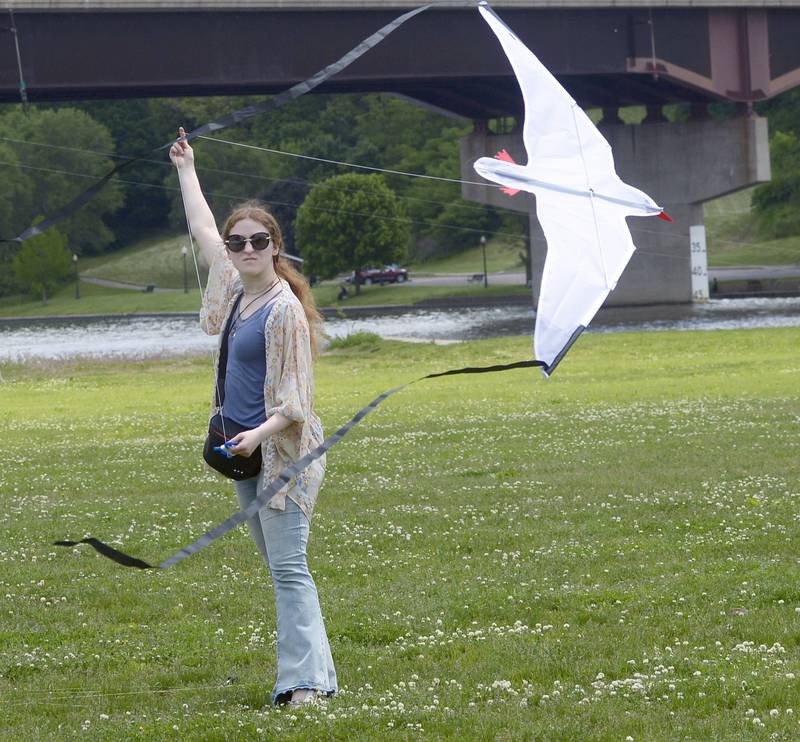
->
[73,253,80,299]
[181,245,188,294]
[480,235,488,288]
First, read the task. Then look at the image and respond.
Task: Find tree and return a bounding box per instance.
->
[295,173,410,288]
[0,106,124,255]
[0,141,36,295]
[78,98,178,244]
[756,88,800,138]
[752,131,800,239]
[259,178,311,255]
[429,200,504,257]
[12,225,73,303]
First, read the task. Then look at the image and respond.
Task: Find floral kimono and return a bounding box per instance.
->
[199,249,325,520]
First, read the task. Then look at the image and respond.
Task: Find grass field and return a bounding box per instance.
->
[1,328,799,740]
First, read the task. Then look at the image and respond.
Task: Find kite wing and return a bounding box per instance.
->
[475,1,665,375]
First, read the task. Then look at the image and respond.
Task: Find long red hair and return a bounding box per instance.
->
[221,201,323,356]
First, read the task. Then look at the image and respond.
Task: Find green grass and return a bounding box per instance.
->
[709,235,800,268]
[410,237,525,275]
[1,328,799,740]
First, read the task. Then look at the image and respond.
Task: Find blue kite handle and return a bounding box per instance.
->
[213,441,237,459]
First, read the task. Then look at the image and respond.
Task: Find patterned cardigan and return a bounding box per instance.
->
[199,249,325,521]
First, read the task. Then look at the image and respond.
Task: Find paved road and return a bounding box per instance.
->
[83,272,529,291]
[708,265,800,281]
[83,266,799,292]
[398,266,800,287]
[412,267,800,287]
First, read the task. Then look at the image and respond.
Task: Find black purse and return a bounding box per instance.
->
[203,412,263,481]
[202,294,263,481]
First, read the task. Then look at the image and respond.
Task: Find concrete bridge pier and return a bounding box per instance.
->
[460,115,771,306]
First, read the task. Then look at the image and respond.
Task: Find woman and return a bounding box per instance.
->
[169,127,336,708]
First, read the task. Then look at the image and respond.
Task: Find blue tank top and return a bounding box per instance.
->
[222,301,273,429]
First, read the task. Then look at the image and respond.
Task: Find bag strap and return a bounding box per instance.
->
[214,292,243,411]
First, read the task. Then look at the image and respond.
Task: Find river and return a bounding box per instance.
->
[1,297,799,363]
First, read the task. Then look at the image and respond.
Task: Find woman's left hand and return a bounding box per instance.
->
[226,428,265,458]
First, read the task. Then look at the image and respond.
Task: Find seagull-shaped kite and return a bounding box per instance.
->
[475,2,670,375]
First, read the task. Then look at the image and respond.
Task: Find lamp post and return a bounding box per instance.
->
[73,253,80,299]
[480,234,488,288]
[181,245,188,293]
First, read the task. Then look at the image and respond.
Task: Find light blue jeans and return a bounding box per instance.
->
[235,475,337,705]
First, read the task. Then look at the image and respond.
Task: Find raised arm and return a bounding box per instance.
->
[169,126,223,267]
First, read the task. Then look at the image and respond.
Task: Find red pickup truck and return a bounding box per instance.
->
[348,265,409,285]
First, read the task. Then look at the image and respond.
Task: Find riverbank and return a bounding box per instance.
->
[0,291,534,325]
[0,279,534,320]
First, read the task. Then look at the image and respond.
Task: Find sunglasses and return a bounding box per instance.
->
[225,232,272,252]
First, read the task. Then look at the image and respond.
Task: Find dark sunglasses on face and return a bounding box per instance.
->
[225,232,272,252]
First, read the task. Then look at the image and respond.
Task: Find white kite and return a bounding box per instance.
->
[474,1,670,375]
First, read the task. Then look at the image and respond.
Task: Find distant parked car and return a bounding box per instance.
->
[348,265,409,285]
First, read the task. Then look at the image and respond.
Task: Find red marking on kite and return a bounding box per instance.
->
[494,150,520,196]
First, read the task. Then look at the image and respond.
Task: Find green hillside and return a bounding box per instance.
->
[705,188,800,267]
[80,233,209,289]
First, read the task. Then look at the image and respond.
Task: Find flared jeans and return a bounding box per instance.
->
[235,475,337,704]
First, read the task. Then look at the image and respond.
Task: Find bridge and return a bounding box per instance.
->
[2,1,799,304]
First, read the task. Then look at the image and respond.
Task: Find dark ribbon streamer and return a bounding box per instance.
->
[42,0,550,570]
[2,3,431,244]
[55,358,544,570]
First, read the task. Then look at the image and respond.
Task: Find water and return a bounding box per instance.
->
[1,297,799,363]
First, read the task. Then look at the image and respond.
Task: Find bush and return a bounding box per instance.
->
[752,131,800,239]
[326,331,383,351]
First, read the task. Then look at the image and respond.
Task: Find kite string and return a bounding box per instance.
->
[197,134,721,261]
[0,155,724,267]
[0,134,761,247]
[0,137,754,258]
[197,134,498,191]
[175,167,228,442]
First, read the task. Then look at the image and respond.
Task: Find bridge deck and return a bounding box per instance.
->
[1,4,798,111]
[4,1,798,8]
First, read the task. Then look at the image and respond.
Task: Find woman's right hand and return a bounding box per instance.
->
[168,126,194,169]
